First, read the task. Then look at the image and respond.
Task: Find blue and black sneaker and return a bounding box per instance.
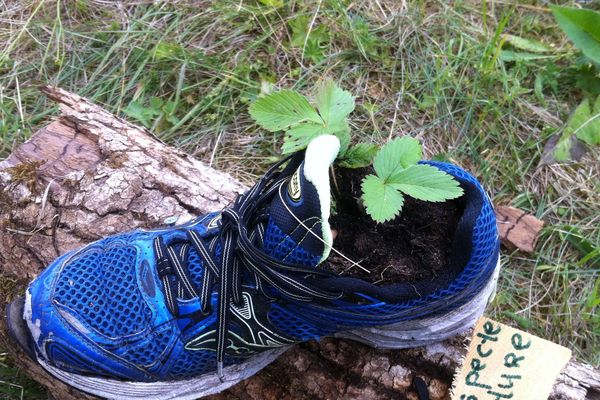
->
[7,135,499,400]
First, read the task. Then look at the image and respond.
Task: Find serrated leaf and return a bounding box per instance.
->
[373,136,421,180]
[281,123,324,154]
[551,5,600,65]
[388,164,464,202]
[123,101,161,128]
[502,34,553,53]
[303,40,327,63]
[324,120,351,155]
[289,16,329,48]
[338,143,379,168]
[349,16,381,59]
[281,121,351,155]
[316,80,355,127]
[361,174,404,223]
[249,90,323,132]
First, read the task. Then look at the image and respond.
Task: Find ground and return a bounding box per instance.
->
[0,0,599,398]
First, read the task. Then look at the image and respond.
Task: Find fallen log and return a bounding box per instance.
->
[0,86,597,400]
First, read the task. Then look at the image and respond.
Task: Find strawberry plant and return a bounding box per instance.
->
[250,80,464,223]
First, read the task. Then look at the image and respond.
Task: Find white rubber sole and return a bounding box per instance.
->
[38,347,290,400]
[28,259,501,400]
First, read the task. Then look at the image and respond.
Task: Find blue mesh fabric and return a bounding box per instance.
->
[186,246,204,287]
[299,161,499,325]
[53,243,151,338]
[168,349,214,378]
[268,304,331,340]
[187,243,221,286]
[168,348,237,379]
[263,218,321,266]
[119,325,175,367]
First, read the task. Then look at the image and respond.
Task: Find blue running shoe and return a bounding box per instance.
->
[7,135,500,400]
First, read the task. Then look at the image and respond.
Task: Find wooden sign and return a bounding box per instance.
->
[452,317,571,400]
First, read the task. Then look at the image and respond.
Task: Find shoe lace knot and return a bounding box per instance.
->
[152,155,341,379]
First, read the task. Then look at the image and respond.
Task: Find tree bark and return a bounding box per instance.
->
[495,205,545,253]
[0,86,598,400]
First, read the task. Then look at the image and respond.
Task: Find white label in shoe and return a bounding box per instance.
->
[451,317,571,400]
[288,167,302,202]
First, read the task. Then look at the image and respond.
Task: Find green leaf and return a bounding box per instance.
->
[546,96,600,163]
[150,97,164,109]
[153,42,186,61]
[249,90,323,132]
[564,98,600,146]
[332,122,351,156]
[500,50,553,62]
[541,133,587,165]
[553,136,573,162]
[258,0,283,7]
[316,80,355,127]
[280,121,352,155]
[361,174,404,223]
[388,164,464,202]
[281,123,324,154]
[289,16,329,48]
[373,136,421,180]
[574,63,600,96]
[595,94,600,113]
[576,118,600,146]
[288,16,329,63]
[534,73,545,103]
[349,16,381,59]
[551,5,600,65]
[564,98,591,137]
[338,143,379,168]
[123,101,161,128]
[303,40,327,63]
[289,16,310,47]
[502,34,553,53]
[582,95,600,145]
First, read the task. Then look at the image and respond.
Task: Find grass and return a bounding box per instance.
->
[1,0,599,396]
[0,353,45,400]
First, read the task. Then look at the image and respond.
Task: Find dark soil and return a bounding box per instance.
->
[326,166,464,285]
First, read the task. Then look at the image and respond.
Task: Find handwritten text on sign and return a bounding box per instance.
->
[452,317,571,400]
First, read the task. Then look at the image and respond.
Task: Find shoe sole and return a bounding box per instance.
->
[7,260,500,400]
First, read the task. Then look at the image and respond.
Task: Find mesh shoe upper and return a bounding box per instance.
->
[23,136,499,382]
[53,242,151,338]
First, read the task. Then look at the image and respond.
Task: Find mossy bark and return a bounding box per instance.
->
[0,87,597,400]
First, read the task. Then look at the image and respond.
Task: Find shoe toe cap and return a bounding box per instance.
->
[26,237,155,380]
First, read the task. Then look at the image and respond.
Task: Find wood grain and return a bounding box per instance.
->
[496,206,545,253]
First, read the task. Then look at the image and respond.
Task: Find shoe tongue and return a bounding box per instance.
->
[262,135,340,267]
